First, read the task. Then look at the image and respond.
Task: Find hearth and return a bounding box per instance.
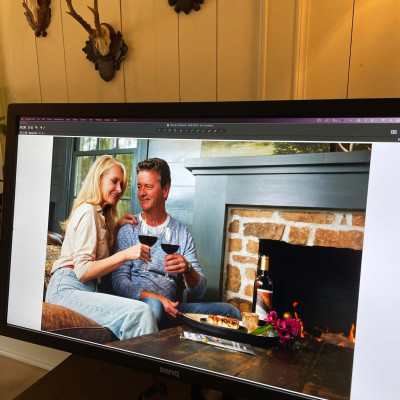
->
[259,239,361,337]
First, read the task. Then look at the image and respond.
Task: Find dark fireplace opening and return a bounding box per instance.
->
[259,240,362,337]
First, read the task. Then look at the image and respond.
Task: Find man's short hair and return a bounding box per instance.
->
[136,158,171,188]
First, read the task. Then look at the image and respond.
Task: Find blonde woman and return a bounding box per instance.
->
[45,155,157,339]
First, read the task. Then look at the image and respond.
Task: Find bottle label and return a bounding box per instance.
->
[255,289,273,320]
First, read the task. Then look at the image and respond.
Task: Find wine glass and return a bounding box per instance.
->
[161,226,180,280]
[137,217,158,273]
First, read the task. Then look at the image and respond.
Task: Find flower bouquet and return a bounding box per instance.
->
[249,311,302,350]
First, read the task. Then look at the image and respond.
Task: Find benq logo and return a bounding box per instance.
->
[160,366,180,378]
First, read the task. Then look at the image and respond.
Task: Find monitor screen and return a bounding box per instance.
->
[1,100,400,400]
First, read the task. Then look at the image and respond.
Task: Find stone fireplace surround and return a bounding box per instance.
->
[223,207,365,313]
[185,150,370,303]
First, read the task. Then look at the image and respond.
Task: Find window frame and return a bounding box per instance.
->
[68,138,148,216]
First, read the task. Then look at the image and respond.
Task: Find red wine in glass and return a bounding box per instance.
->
[138,217,158,273]
[161,226,180,280]
[161,244,180,254]
[139,235,157,247]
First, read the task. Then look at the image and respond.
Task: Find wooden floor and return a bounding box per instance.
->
[0,355,47,400]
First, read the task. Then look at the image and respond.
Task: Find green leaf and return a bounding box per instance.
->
[248,323,274,336]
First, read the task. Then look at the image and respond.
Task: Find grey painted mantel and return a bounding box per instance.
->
[185,151,371,302]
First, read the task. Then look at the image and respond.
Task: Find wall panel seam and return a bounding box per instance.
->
[34,38,43,103]
[59,0,70,103]
[259,0,268,101]
[346,0,356,100]
[119,0,126,103]
[292,0,310,100]
[216,0,218,102]
[178,14,181,102]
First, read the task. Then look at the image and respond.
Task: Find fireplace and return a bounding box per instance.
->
[223,206,363,337]
[185,151,370,319]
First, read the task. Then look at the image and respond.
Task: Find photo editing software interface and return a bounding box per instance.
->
[4,110,400,400]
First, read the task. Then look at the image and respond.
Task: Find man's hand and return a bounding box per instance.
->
[140,290,181,319]
[158,295,181,319]
[164,254,189,274]
[164,254,200,289]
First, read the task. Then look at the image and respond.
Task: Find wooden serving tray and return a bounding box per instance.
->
[181,314,279,349]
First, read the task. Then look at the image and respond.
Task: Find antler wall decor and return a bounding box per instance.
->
[65,0,128,82]
[168,0,204,14]
[22,0,52,37]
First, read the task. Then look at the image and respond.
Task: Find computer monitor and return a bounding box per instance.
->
[1,100,399,399]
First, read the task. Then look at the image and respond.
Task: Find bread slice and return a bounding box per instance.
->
[206,314,240,329]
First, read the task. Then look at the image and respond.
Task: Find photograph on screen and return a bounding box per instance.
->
[36,135,372,400]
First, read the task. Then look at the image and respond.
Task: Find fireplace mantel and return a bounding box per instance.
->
[185,151,370,301]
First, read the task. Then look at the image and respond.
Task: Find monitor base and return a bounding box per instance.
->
[15,353,240,400]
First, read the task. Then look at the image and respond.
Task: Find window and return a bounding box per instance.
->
[71,137,147,217]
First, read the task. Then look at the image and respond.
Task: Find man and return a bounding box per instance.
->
[112,158,241,329]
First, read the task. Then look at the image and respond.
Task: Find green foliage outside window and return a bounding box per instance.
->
[272,142,371,154]
[117,199,131,218]
[99,138,116,150]
[201,141,371,158]
[74,156,93,196]
[116,153,133,195]
[79,137,97,151]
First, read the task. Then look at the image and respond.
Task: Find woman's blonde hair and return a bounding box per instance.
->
[61,155,128,248]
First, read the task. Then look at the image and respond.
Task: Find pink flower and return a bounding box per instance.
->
[278,332,291,344]
[284,318,302,338]
[262,311,302,348]
[272,319,290,343]
[265,311,278,323]
[275,319,287,331]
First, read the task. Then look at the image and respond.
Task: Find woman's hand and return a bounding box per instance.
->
[125,243,152,263]
[117,213,137,228]
[114,213,137,238]
[82,243,150,283]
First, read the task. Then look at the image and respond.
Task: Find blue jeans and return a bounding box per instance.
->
[140,297,242,330]
[46,268,158,340]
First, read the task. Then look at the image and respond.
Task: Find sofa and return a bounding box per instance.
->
[43,232,118,344]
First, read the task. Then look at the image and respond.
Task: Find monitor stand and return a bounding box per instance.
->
[16,354,240,400]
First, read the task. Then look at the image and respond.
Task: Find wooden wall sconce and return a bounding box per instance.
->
[22,0,52,37]
[168,0,204,14]
[65,0,128,82]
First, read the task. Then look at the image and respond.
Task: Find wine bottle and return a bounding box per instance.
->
[252,255,273,319]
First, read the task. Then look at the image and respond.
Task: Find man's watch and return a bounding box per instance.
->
[184,262,193,274]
